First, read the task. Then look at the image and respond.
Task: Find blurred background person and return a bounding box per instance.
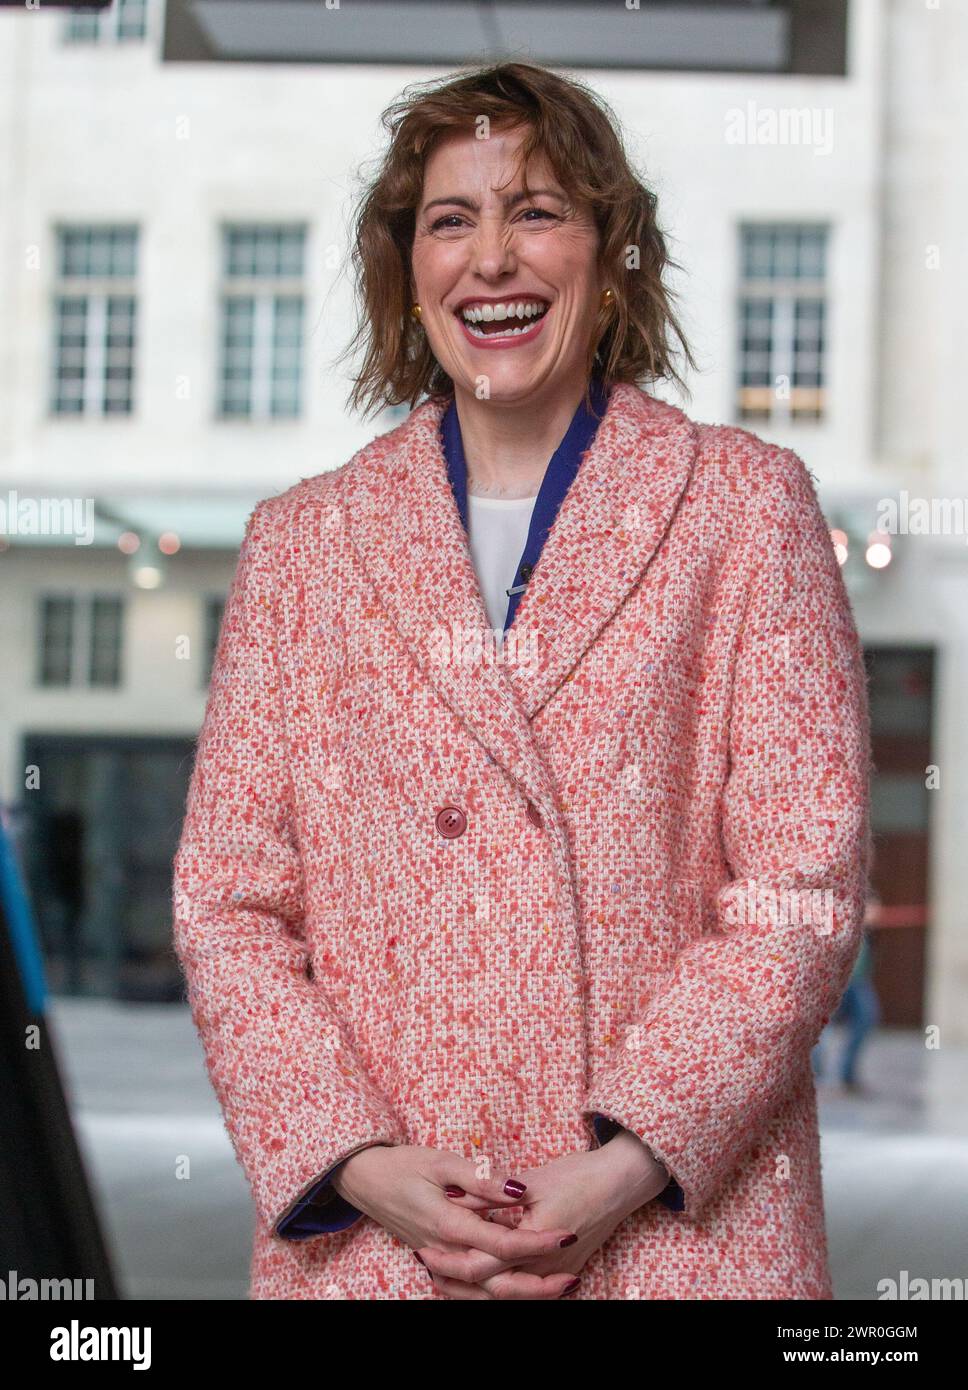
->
[813,893,883,1095]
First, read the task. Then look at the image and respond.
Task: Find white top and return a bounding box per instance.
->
[466,492,538,635]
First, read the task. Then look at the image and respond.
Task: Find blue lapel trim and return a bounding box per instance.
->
[441,378,610,633]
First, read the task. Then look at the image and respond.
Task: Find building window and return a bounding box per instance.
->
[202,596,226,684]
[51,225,139,416]
[38,594,124,688]
[63,0,149,43]
[38,597,74,686]
[218,224,307,420]
[89,596,124,686]
[736,224,828,424]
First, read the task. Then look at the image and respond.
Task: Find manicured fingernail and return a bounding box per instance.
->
[559,1234,578,1247]
[413,1252,426,1266]
[444,1185,465,1197]
[562,1277,581,1295]
[504,1179,527,1198]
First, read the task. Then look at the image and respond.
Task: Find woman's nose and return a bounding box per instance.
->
[468,220,517,279]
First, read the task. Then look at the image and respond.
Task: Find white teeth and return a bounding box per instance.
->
[460,299,549,324]
[462,320,535,338]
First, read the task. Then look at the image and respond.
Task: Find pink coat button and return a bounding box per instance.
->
[435,805,467,838]
[526,801,544,830]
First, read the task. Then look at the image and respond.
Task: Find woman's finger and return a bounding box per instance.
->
[429,1265,580,1301]
[484,1269,581,1300]
[440,1191,527,1223]
[484,1205,524,1228]
[418,1241,575,1288]
[417,1242,506,1284]
[430,1154,535,1209]
[435,1205,577,1265]
[437,1189,499,1213]
[428,1272,494,1300]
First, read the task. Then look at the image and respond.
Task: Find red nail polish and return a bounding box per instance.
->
[559,1233,578,1247]
[504,1179,527,1198]
[563,1277,581,1295]
[444,1185,465,1197]
[413,1252,426,1266]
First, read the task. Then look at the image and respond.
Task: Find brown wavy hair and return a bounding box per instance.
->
[340,61,697,418]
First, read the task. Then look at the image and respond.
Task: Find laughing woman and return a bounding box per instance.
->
[172,61,872,1300]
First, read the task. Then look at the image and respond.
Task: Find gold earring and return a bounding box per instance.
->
[601,287,615,309]
[411,303,422,321]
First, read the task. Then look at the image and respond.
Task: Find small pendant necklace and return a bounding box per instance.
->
[466,475,540,499]
[466,462,545,499]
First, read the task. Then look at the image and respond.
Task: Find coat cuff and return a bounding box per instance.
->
[272,1135,402,1239]
[590,1112,685,1211]
[275,1165,363,1239]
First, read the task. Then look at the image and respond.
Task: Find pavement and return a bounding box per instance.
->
[44,998,968,1300]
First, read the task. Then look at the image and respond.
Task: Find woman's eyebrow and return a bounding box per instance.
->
[421,187,566,214]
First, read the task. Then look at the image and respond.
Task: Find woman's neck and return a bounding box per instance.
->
[452,374,589,493]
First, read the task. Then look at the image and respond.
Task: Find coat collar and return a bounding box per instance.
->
[342,381,699,815]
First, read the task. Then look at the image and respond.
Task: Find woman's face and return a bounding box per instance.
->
[411,125,603,405]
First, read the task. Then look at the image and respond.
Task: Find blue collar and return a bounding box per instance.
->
[441,378,610,632]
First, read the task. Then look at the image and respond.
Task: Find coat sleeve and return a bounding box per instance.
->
[581,447,873,1222]
[172,498,408,1236]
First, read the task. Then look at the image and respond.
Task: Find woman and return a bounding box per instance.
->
[172,61,872,1300]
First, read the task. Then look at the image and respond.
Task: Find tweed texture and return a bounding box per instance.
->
[171,382,872,1300]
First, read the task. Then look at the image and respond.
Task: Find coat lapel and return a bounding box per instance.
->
[342,382,699,813]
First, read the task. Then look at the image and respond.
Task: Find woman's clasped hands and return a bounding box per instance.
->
[331,1134,671,1300]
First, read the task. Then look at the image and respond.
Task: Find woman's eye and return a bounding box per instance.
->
[428,208,559,232]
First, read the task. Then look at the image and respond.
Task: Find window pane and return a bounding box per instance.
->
[117,0,148,41]
[218,295,254,416]
[742,226,775,280]
[224,228,254,278]
[103,295,137,414]
[52,296,88,414]
[59,225,138,279]
[64,0,147,44]
[739,298,773,385]
[224,225,306,279]
[64,10,101,43]
[278,228,306,277]
[39,597,74,686]
[271,296,303,416]
[772,230,799,279]
[741,225,827,283]
[797,227,827,279]
[89,597,123,686]
[793,298,825,386]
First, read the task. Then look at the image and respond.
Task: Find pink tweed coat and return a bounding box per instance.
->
[172,382,872,1300]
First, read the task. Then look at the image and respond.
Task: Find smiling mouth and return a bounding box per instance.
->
[454,298,551,338]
